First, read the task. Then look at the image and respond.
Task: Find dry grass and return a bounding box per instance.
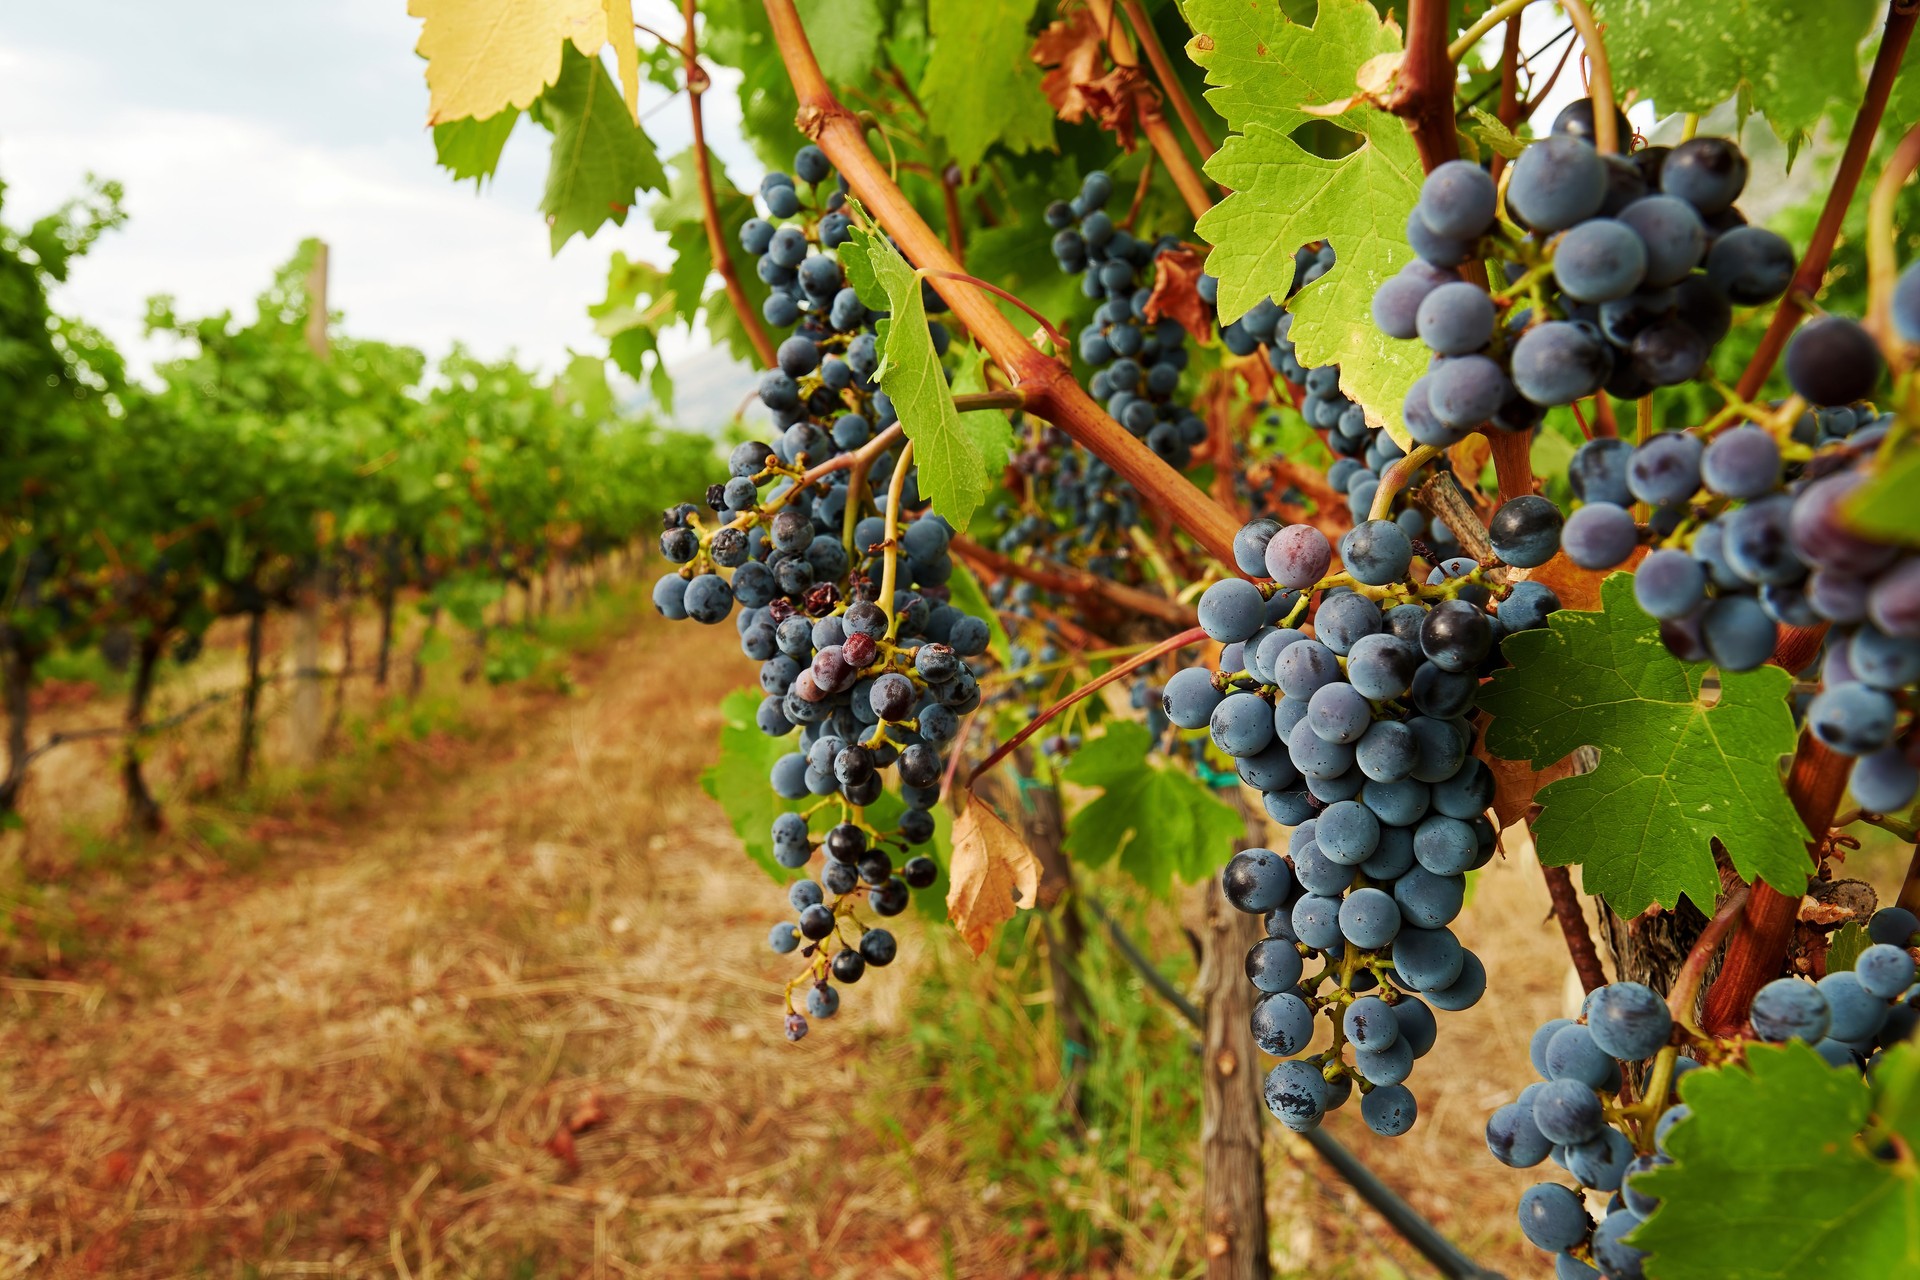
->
[1,582,1909,1279]
[0,603,1018,1277]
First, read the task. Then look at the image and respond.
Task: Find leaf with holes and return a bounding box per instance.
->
[1062,720,1244,897]
[1187,0,1425,448]
[1478,573,1809,916]
[1632,1042,1920,1279]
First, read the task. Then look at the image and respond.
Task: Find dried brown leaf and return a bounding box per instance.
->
[1143,246,1213,343]
[1475,740,1578,829]
[946,796,1042,957]
[1031,7,1106,123]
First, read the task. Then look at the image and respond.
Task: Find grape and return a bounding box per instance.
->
[1614,195,1707,287]
[1543,1023,1614,1088]
[1340,519,1413,586]
[1518,1183,1591,1252]
[860,929,897,966]
[1591,1210,1647,1280]
[1393,865,1464,929]
[1223,848,1292,912]
[1706,226,1794,304]
[1512,321,1611,404]
[1247,938,1306,993]
[1426,354,1511,427]
[1532,1078,1605,1145]
[1817,970,1889,1042]
[1553,97,1632,146]
[1265,524,1333,588]
[1570,437,1634,505]
[1354,1036,1414,1086]
[1499,581,1561,634]
[1208,692,1273,758]
[1406,205,1473,267]
[1700,424,1781,498]
[1490,495,1564,568]
[1251,990,1316,1055]
[1626,431,1703,506]
[1308,683,1374,747]
[1566,1128,1634,1193]
[1314,592,1381,655]
[1342,994,1400,1051]
[1391,925,1464,990]
[1197,577,1268,643]
[1361,1083,1419,1137]
[1694,594,1776,671]
[1371,270,1440,339]
[1856,944,1917,999]
[1407,717,1468,785]
[652,573,689,619]
[1562,502,1638,570]
[1851,748,1919,813]
[1509,137,1609,231]
[1749,977,1831,1042]
[1785,315,1884,405]
[1420,599,1493,672]
[806,984,840,1018]
[1339,886,1401,948]
[1806,682,1896,755]
[1233,518,1280,577]
[769,922,801,953]
[1585,983,1672,1061]
[1416,281,1496,354]
[1487,1101,1554,1167]
[1263,1059,1328,1132]
[1632,548,1706,620]
[1276,638,1342,700]
[1851,625,1920,688]
[1871,906,1920,946]
[1419,159,1498,238]
[1662,136,1748,214]
[1553,218,1647,302]
[1347,634,1420,700]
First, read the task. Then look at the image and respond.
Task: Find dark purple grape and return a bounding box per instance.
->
[1785,316,1884,405]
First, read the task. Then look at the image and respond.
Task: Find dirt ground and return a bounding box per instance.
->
[0,586,1905,1279]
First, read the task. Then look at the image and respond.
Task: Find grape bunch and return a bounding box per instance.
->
[652,145,996,1037]
[1487,982,1692,1280]
[1378,101,1789,442]
[1049,172,1212,472]
[1164,515,1565,1135]
[1488,922,1919,1277]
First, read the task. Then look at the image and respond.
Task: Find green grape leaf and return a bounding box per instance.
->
[533,43,668,253]
[1826,921,1872,973]
[1844,427,1920,546]
[1467,107,1525,160]
[1593,0,1882,142]
[1062,721,1244,896]
[840,218,890,311]
[1478,573,1810,916]
[1632,1042,1920,1279]
[700,688,802,884]
[1187,0,1424,448]
[859,221,1012,531]
[918,0,1054,170]
[798,0,885,85]
[433,110,520,184]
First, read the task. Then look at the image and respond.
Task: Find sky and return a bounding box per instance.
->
[0,0,759,426]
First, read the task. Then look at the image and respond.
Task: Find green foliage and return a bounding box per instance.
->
[918,0,1055,170]
[532,43,668,252]
[1478,574,1810,916]
[1634,1042,1920,1279]
[1061,721,1243,896]
[433,110,520,184]
[1188,0,1425,447]
[700,689,804,884]
[1847,425,1920,546]
[1593,0,1883,143]
[857,210,1012,531]
[797,0,885,85]
[1826,921,1872,973]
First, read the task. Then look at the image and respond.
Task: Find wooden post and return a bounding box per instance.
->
[1199,796,1272,1280]
[291,241,330,766]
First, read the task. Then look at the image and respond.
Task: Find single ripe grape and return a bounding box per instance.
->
[1748,977,1831,1042]
[1511,321,1611,405]
[1561,502,1638,570]
[1266,524,1333,589]
[1489,495,1564,568]
[1340,519,1413,586]
[1700,423,1781,498]
[1509,136,1609,231]
[1632,548,1706,620]
[1585,982,1673,1061]
[1419,159,1498,238]
[1785,315,1884,406]
[1553,217,1647,302]
[1706,226,1795,304]
[1661,136,1748,214]
[1616,195,1707,286]
[1415,281,1496,355]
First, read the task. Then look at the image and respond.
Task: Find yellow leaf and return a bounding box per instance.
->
[946,797,1041,957]
[411,0,609,125]
[601,0,640,124]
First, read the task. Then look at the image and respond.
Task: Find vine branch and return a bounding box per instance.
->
[949,534,1199,627]
[683,0,776,368]
[760,0,1244,568]
[1543,864,1609,993]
